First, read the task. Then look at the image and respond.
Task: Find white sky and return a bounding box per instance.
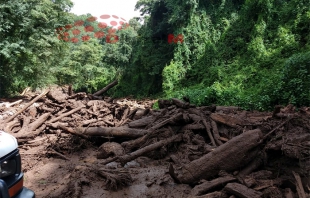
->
[69,0,141,22]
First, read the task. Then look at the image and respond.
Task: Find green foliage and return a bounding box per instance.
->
[120,0,310,110]
[0,0,72,96]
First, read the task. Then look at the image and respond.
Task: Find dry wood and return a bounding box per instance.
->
[48,106,84,123]
[79,126,148,138]
[223,183,262,198]
[118,133,182,166]
[292,171,307,198]
[93,80,118,96]
[4,90,48,123]
[171,129,263,184]
[191,176,236,196]
[210,120,223,145]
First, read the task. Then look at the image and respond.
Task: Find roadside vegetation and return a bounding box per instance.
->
[1,0,309,110]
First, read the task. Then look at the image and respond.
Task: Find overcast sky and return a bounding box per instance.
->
[70,0,141,21]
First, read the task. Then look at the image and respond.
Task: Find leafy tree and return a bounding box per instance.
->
[0,0,72,96]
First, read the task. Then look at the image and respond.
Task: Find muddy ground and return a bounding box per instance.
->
[0,87,309,198]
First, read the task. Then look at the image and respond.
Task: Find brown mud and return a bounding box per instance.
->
[0,86,309,198]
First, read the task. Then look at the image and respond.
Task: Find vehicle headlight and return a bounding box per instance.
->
[0,159,17,178]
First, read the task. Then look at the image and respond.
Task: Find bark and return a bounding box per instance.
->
[93,80,118,96]
[4,90,48,123]
[171,129,263,184]
[78,126,148,138]
[191,176,236,196]
[118,133,182,166]
[223,183,262,198]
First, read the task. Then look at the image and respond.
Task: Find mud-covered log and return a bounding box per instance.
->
[4,90,48,123]
[128,116,154,128]
[171,129,263,184]
[171,98,190,109]
[79,126,148,138]
[48,106,84,123]
[118,133,182,166]
[121,113,183,152]
[211,120,223,145]
[93,80,118,96]
[191,176,236,196]
[210,113,243,128]
[223,183,262,198]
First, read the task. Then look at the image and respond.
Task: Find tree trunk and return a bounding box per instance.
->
[171,129,263,184]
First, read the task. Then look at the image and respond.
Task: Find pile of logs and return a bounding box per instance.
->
[0,81,309,197]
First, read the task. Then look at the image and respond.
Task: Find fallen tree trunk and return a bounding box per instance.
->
[170,129,263,184]
[78,126,148,138]
[48,106,84,123]
[121,113,183,152]
[93,80,118,96]
[118,133,183,166]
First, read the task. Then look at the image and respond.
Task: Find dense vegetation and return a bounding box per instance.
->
[1,0,309,110]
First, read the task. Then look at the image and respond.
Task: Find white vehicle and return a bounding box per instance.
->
[0,131,35,198]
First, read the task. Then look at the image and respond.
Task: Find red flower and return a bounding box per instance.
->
[62,36,69,42]
[71,37,79,43]
[168,34,174,44]
[87,16,97,22]
[84,25,94,32]
[65,24,72,30]
[94,31,105,38]
[98,22,107,29]
[72,29,81,35]
[74,20,84,26]
[107,28,116,35]
[106,35,119,43]
[174,34,184,44]
[82,35,90,42]
[63,32,69,37]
